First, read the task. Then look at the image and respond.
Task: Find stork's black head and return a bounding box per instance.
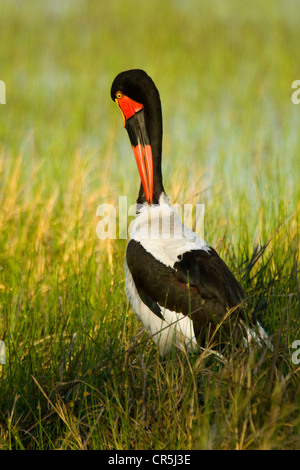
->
[111,69,164,205]
[111,69,159,111]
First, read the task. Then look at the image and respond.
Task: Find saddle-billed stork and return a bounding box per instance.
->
[111,69,270,356]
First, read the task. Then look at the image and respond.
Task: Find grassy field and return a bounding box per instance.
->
[0,0,299,450]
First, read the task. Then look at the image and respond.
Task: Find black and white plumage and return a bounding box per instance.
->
[111,69,270,356]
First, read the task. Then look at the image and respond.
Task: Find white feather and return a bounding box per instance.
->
[130,194,209,269]
[125,259,199,355]
[125,195,208,355]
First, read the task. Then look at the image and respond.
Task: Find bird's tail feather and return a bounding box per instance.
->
[241,320,273,350]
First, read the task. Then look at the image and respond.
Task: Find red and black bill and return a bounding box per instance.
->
[115,93,153,204]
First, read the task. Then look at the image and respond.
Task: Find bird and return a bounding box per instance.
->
[110,69,270,357]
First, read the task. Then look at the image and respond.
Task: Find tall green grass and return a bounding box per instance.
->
[0,0,299,449]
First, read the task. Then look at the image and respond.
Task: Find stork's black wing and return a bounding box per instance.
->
[126,239,250,346]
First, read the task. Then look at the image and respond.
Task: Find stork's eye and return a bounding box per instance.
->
[115,91,123,99]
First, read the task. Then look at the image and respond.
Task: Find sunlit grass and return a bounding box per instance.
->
[0,0,299,450]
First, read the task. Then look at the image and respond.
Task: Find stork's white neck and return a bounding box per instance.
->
[130,194,209,268]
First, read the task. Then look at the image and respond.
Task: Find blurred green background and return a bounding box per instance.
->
[1,0,299,207]
[1,0,299,277]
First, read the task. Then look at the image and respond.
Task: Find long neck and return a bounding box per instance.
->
[137,90,165,205]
